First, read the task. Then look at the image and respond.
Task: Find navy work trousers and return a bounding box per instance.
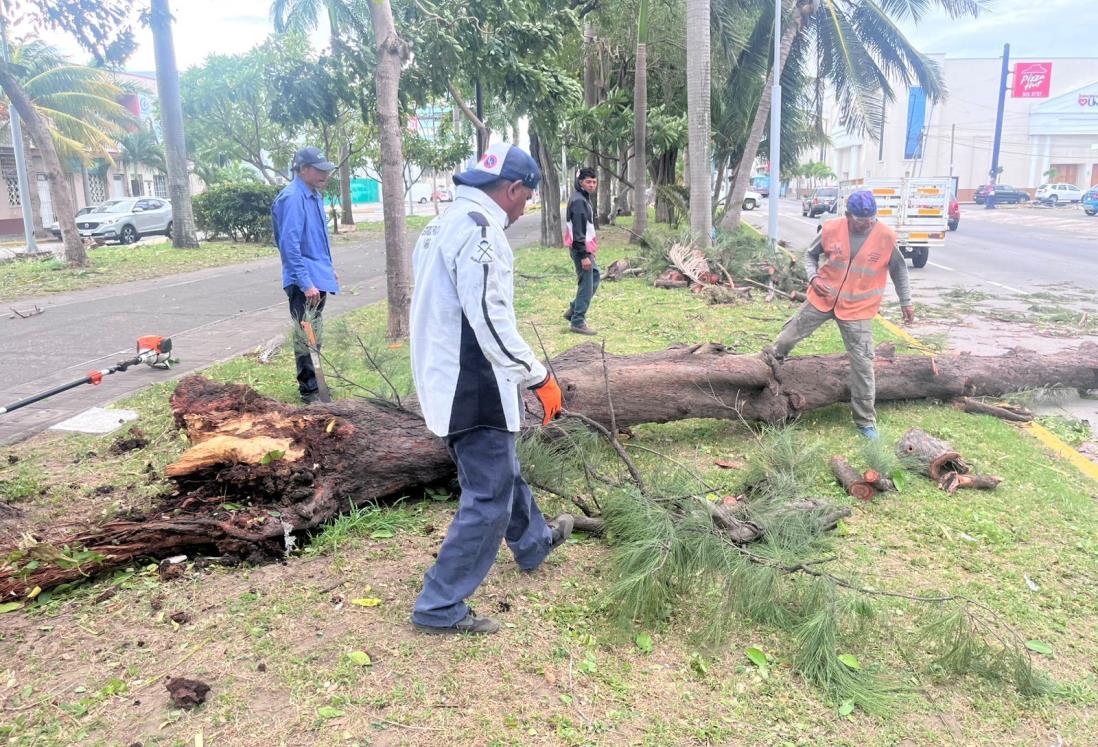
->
[412,427,553,628]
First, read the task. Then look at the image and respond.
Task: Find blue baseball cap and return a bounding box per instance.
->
[293,146,337,172]
[847,189,877,217]
[454,143,541,189]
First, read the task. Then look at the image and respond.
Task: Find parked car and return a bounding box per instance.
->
[1036,183,1083,203]
[742,190,762,211]
[432,187,454,202]
[48,206,99,239]
[1083,188,1098,216]
[801,186,838,217]
[75,197,173,244]
[948,196,960,231]
[973,184,1029,204]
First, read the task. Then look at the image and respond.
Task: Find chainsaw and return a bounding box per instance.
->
[0,336,174,416]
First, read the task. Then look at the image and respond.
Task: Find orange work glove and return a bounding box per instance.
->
[530,374,563,426]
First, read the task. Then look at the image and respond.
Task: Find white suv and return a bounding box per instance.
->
[1036,183,1083,203]
[76,197,174,244]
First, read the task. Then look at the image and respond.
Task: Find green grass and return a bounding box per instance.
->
[1,224,1097,745]
[0,240,278,302]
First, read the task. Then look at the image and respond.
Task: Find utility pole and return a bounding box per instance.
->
[0,13,37,252]
[949,123,955,178]
[986,43,1010,210]
[767,0,781,255]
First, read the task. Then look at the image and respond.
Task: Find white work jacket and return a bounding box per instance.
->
[410,186,547,437]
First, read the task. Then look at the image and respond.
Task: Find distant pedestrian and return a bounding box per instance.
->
[409,143,573,635]
[563,167,600,335]
[272,147,339,404]
[766,190,915,439]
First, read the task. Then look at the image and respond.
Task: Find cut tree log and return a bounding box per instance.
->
[896,427,969,480]
[4,342,1097,598]
[862,469,897,493]
[830,456,877,501]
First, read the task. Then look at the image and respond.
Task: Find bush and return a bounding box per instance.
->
[193,182,282,243]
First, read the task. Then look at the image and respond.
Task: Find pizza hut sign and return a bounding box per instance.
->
[1012,62,1052,98]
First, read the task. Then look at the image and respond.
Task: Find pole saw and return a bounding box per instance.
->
[0,336,173,416]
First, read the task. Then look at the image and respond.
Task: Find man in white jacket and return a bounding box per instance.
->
[410,143,574,635]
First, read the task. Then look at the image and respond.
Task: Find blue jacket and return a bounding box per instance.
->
[272,177,339,293]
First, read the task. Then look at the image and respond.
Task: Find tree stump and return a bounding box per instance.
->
[896,428,969,480]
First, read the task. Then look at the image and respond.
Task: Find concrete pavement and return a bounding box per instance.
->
[0,218,541,445]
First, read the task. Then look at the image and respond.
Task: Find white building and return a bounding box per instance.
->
[816,55,1098,201]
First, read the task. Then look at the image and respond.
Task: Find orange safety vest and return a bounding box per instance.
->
[806,219,897,321]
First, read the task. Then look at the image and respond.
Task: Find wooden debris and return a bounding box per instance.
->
[830,456,877,501]
[952,397,1034,422]
[896,428,968,480]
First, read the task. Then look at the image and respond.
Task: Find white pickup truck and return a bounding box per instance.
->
[838,178,951,268]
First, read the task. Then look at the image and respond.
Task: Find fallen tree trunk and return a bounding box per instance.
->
[3,342,1097,598]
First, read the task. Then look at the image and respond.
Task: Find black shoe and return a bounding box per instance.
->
[564,308,573,321]
[569,325,597,336]
[301,391,319,405]
[549,513,574,550]
[412,610,500,635]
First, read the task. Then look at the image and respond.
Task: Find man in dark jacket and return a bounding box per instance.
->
[563,167,600,335]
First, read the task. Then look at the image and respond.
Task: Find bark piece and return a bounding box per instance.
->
[830,456,877,501]
[165,677,209,709]
[863,469,897,493]
[939,472,1002,495]
[953,397,1034,422]
[896,428,968,480]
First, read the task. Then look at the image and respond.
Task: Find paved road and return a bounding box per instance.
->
[745,198,1098,296]
[0,219,540,445]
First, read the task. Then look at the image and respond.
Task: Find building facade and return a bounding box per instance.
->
[816,55,1098,201]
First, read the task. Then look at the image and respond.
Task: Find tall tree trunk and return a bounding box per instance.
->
[339,143,354,226]
[652,149,679,225]
[712,150,729,215]
[686,0,712,245]
[583,21,598,220]
[531,126,562,247]
[597,154,612,225]
[368,0,411,340]
[150,0,200,248]
[615,143,632,218]
[0,65,85,265]
[20,132,46,237]
[632,8,648,242]
[720,3,799,232]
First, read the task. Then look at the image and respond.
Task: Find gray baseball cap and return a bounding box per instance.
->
[292,146,337,172]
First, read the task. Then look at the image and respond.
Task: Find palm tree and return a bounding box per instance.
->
[150,0,200,248]
[0,38,134,264]
[118,127,165,197]
[685,0,712,246]
[631,0,649,243]
[720,0,979,231]
[272,0,357,227]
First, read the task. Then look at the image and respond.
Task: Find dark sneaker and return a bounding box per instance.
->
[563,308,573,321]
[413,610,500,635]
[549,513,574,550]
[301,391,319,405]
[569,325,597,336]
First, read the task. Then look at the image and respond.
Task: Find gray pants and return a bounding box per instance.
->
[774,302,876,427]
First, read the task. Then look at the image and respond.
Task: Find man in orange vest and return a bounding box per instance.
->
[769,190,915,439]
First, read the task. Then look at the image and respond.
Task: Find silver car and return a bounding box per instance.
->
[75,197,174,244]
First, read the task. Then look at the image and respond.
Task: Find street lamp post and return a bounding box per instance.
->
[767,0,781,255]
[0,13,37,252]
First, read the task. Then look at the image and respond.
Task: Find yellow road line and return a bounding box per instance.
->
[1024,422,1098,484]
[876,315,1098,484]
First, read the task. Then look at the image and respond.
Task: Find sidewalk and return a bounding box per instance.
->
[0,218,541,445]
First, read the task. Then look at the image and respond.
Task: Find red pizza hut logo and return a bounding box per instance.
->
[1012,62,1052,98]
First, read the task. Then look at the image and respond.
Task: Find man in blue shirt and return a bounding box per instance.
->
[272,147,340,403]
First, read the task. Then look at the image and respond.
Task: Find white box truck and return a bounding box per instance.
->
[838,178,951,268]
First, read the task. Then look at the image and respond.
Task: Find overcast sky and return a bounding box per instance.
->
[31,0,1092,72]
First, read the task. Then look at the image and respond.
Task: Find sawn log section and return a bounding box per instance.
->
[2,342,1097,598]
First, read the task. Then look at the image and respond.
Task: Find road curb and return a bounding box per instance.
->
[876,315,1098,484]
